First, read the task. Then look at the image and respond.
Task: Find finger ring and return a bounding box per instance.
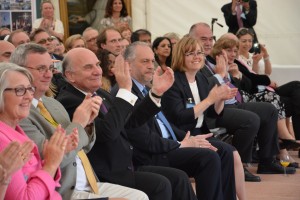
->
[61,145,66,150]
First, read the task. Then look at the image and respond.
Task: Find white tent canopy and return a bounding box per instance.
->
[132,0,300,66]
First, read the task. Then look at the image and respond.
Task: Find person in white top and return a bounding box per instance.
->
[32,0,64,41]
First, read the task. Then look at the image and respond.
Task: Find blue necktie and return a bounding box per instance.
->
[142,87,177,141]
[156,112,178,141]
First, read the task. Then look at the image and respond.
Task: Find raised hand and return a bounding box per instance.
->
[228,63,241,78]
[111,54,132,91]
[151,66,174,96]
[207,84,237,103]
[65,128,79,154]
[42,125,67,177]
[214,53,228,78]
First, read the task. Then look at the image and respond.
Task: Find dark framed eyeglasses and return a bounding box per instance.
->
[37,37,54,45]
[185,50,205,57]
[25,65,55,74]
[4,86,36,96]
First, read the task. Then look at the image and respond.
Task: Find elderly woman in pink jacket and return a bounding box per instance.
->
[0,63,76,200]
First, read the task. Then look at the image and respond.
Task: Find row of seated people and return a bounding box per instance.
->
[0,21,299,200]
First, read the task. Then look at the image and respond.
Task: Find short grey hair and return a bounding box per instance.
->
[0,62,33,112]
[62,53,72,75]
[124,41,150,61]
[10,43,48,66]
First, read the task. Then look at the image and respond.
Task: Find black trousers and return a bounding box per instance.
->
[136,166,196,200]
[275,81,300,140]
[167,141,236,200]
[221,102,279,162]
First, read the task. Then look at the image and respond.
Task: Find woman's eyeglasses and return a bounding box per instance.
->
[185,50,205,57]
[4,86,36,96]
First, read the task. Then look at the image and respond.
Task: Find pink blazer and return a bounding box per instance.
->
[0,122,62,200]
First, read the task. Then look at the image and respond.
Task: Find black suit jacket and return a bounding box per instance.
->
[56,82,160,187]
[221,0,258,43]
[111,82,184,167]
[161,71,221,135]
[234,59,271,94]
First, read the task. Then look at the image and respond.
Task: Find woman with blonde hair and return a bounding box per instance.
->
[32,0,64,40]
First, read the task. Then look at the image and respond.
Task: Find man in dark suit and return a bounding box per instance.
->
[189,23,296,176]
[111,41,240,200]
[57,47,198,200]
[10,43,149,200]
[221,0,258,44]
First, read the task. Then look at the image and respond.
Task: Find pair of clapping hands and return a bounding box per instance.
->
[0,125,77,183]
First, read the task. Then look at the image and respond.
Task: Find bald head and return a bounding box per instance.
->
[220,33,239,41]
[63,47,102,93]
[189,22,214,56]
[0,41,15,62]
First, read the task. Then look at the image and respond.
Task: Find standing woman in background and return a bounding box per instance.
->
[101,0,132,32]
[32,0,64,41]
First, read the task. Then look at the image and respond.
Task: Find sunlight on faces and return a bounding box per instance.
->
[2,72,33,122]
[238,34,253,53]
[129,45,155,85]
[154,39,171,58]
[66,48,102,93]
[184,43,205,72]
[25,52,53,98]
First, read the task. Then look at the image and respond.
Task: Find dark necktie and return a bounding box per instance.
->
[93,92,108,114]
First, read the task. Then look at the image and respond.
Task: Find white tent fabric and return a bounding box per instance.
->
[132,0,300,66]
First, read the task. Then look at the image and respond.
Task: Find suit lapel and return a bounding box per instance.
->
[176,72,194,103]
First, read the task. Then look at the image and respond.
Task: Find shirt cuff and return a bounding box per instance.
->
[116,88,138,106]
[213,74,225,84]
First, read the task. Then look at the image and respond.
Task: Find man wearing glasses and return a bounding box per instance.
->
[82,27,99,54]
[30,28,66,96]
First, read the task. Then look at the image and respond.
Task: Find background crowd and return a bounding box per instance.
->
[0,0,299,199]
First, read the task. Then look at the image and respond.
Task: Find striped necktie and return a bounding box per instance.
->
[38,100,99,194]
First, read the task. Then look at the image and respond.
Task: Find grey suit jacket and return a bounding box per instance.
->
[19,96,95,200]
